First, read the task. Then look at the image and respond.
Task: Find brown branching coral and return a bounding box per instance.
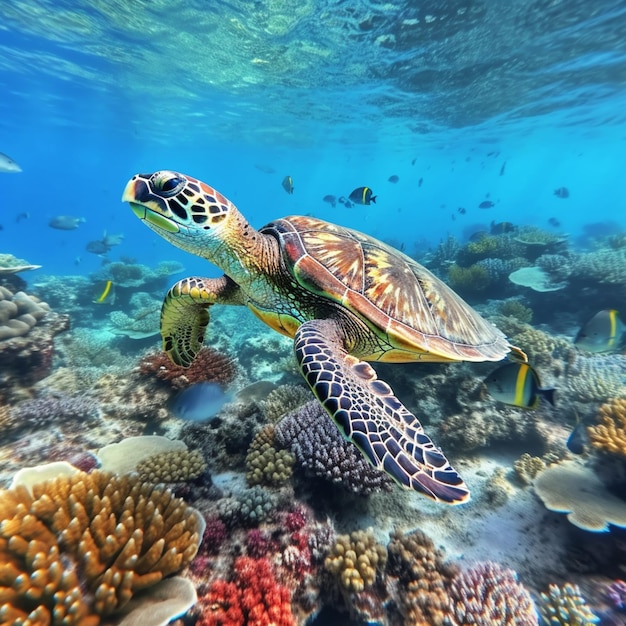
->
[138,346,238,390]
[386,528,459,626]
[245,425,294,487]
[0,469,203,623]
[588,398,626,456]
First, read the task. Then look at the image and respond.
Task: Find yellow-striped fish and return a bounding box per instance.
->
[93,280,114,304]
[574,309,626,353]
[348,186,377,205]
[484,362,555,409]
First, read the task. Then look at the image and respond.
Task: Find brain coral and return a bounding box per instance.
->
[0,469,202,623]
[0,285,50,340]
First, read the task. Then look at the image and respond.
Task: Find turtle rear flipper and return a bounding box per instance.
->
[161,276,243,367]
[294,319,470,504]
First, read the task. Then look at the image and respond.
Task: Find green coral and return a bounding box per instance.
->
[324,528,387,593]
[136,449,207,483]
[447,263,490,295]
[537,583,599,625]
[245,425,294,487]
[497,300,533,324]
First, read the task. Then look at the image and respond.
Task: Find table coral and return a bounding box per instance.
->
[136,448,207,483]
[246,425,294,487]
[324,528,387,593]
[446,561,537,626]
[386,527,458,626]
[274,400,394,494]
[0,469,202,623]
[588,398,626,456]
[537,583,599,625]
[198,556,295,626]
[138,346,238,390]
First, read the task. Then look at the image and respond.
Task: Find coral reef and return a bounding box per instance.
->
[386,527,459,625]
[0,285,50,340]
[197,556,295,626]
[588,398,626,456]
[574,248,626,285]
[535,253,573,283]
[447,263,490,296]
[324,528,387,593]
[509,266,566,292]
[446,561,537,626]
[138,346,238,390]
[0,252,41,273]
[534,462,626,531]
[274,400,394,494]
[497,300,533,324]
[245,425,295,487]
[513,453,546,486]
[109,309,160,339]
[7,393,99,432]
[218,485,277,527]
[0,469,202,623]
[566,354,626,403]
[136,448,208,483]
[537,583,599,625]
[262,384,312,423]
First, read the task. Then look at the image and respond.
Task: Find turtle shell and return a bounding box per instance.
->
[262,215,517,363]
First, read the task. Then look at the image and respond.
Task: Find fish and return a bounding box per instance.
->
[254,163,275,174]
[388,175,399,184]
[547,217,561,228]
[322,194,337,208]
[490,220,516,235]
[554,187,570,198]
[338,196,347,204]
[15,212,29,223]
[484,362,556,409]
[574,309,626,353]
[235,380,278,403]
[344,200,354,209]
[348,186,376,205]
[93,280,115,304]
[411,158,416,165]
[169,382,233,421]
[499,161,506,176]
[281,175,294,194]
[48,215,86,230]
[457,207,466,214]
[0,152,21,173]
[418,177,423,187]
[566,411,587,455]
[478,200,495,209]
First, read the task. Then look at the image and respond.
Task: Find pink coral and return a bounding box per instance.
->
[202,517,228,555]
[283,507,308,533]
[199,557,295,626]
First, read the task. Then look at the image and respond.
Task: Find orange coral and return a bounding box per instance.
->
[588,398,626,456]
[138,346,238,389]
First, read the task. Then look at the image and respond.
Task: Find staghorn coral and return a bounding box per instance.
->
[197,556,295,626]
[262,384,312,423]
[386,527,459,626]
[0,469,202,623]
[324,528,387,593]
[566,354,626,403]
[138,346,238,390]
[8,393,100,431]
[513,453,546,486]
[446,561,537,626]
[245,425,294,487]
[537,583,599,625]
[274,400,394,494]
[588,398,626,456]
[447,263,490,295]
[136,449,207,483]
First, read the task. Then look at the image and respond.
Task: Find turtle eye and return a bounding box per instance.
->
[150,171,186,197]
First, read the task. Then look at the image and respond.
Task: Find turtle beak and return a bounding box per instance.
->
[122,176,180,234]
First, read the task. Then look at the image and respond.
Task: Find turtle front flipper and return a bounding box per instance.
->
[161,276,242,367]
[294,319,470,504]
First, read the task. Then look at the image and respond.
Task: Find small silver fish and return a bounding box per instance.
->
[0,152,21,173]
[48,215,86,230]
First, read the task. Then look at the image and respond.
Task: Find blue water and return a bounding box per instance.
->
[1,1,626,276]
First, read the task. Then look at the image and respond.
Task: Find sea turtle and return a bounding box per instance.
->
[123,171,525,504]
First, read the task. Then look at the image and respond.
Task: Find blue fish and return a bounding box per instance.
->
[566,412,587,455]
[169,382,233,421]
[348,186,376,205]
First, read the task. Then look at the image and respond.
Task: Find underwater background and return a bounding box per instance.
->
[2,1,626,625]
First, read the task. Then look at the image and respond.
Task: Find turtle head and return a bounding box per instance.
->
[122,171,238,258]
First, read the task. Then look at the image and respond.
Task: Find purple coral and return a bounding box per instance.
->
[447,561,538,626]
[10,394,100,428]
[607,579,626,612]
[274,400,394,495]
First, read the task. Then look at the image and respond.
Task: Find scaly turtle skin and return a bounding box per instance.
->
[123,171,525,504]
